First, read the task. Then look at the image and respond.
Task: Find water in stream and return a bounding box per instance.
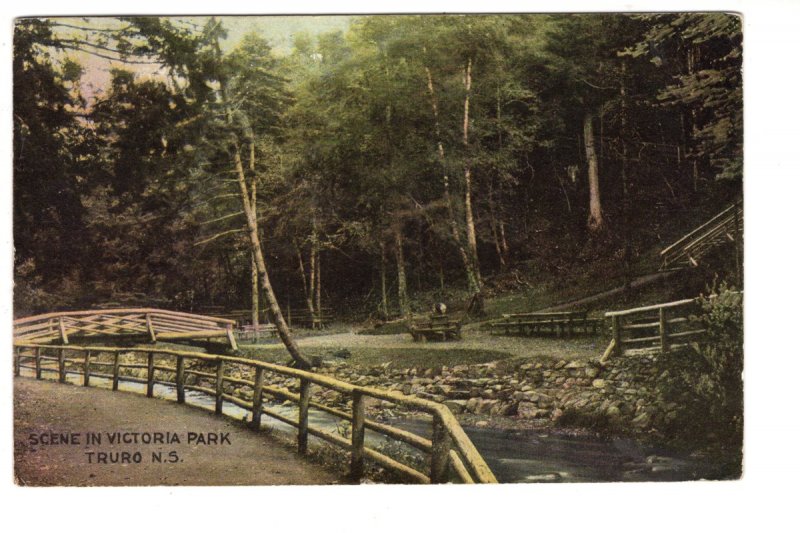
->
[21,369,719,483]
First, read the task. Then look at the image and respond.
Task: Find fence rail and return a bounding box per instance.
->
[603,298,704,360]
[13,341,497,484]
[13,309,238,349]
[660,201,743,270]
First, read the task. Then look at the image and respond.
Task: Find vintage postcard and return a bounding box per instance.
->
[12,13,743,486]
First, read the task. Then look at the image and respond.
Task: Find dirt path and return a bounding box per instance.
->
[14,378,341,486]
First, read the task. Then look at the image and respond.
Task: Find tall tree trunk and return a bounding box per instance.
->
[394,226,410,319]
[308,237,317,316]
[295,241,315,317]
[250,254,259,326]
[423,54,479,294]
[488,180,507,270]
[584,111,604,232]
[379,240,389,320]
[462,57,482,291]
[249,178,259,327]
[232,144,311,368]
[314,248,321,320]
[620,63,631,292]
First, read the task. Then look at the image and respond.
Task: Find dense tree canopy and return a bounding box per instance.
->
[13,14,742,319]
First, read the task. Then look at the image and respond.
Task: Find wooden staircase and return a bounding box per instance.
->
[660,201,743,270]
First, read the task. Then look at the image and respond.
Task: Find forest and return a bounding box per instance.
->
[13,14,743,328]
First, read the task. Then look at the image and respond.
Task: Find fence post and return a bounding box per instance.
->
[83,350,91,386]
[350,390,366,482]
[176,356,185,404]
[146,352,155,398]
[58,347,66,383]
[34,347,42,379]
[430,414,452,484]
[659,307,670,355]
[14,347,20,377]
[298,378,311,454]
[112,351,120,391]
[612,315,621,357]
[215,360,225,415]
[251,367,264,429]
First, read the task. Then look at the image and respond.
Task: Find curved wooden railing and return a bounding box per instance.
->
[13,341,497,484]
[13,309,238,349]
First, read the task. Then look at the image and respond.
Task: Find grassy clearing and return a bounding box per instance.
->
[236,344,513,369]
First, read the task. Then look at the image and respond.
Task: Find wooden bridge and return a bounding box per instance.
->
[660,201,743,270]
[13,308,239,349]
[13,341,497,484]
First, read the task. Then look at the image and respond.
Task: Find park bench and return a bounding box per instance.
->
[409,314,462,342]
[287,307,333,330]
[237,323,278,342]
[489,310,602,337]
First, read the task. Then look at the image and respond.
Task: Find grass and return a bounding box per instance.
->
[236,344,513,369]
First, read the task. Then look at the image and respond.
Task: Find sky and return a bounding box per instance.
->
[39,16,353,103]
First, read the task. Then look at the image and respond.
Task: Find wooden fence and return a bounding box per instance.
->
[13,342,497,484]
[660,201,743,270]
[602,298,705,361]
[489,311,602,337]
[13,309,238,349]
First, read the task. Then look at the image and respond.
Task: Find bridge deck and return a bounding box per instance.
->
[14,378,341,486]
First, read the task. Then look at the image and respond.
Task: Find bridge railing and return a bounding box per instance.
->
[13,309,238,348]
[13,341,497,484]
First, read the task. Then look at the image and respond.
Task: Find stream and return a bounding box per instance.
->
[23,369,719,483]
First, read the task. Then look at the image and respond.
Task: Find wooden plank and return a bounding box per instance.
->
[146,352,155,398]
[430,414,452,483]
[350,391,366,481]
[659,307,669,355]
[606,298,697,317]
[112,352,120,391]
[363,447,430,484]
[58,348,66,383]
[176,356,185,404]
[251,367,264,429]
[145,313,157,342]
[298,378,311,454]
[215,361,225,415]
[226,325,238,351]
[83,350,91,386]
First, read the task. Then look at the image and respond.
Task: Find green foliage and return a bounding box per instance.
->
[693,283,743,444]
[654,284,743,458]
[13,15,743,319]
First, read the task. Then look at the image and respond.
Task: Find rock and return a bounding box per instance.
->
[466,397,481,413]
[554,360,567,370]
[585,367,600,378]
[551,408,564,422]
[565,361,586,369]
[632,412,651,428]
[517,401,549,419]
[401,383,412,395]
[592,379,606,388]
[475,421,490,428]
[443,399,468,414]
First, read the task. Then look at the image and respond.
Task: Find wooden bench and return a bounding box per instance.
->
[409,314,462,342]
[237,323,278,342]
[489,310,602,337]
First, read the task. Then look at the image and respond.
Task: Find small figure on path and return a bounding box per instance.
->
[433,302,447,315]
